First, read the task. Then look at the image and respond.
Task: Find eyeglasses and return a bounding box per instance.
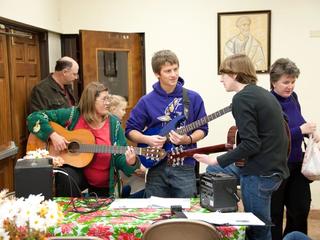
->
[96,95,111,104]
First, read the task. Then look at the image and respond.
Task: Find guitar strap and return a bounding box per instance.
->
[182,88,190,120]
[183,87,201,185]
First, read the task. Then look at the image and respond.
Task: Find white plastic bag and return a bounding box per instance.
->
[301,136,320,181]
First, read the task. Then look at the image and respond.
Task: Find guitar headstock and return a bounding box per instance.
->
[140,147,167,161]
[167,146,185,167]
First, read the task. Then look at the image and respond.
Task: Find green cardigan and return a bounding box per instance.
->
[27,106,140,196]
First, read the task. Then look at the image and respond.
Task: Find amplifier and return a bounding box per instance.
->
[14,158,53,199]
[200,172,238,212]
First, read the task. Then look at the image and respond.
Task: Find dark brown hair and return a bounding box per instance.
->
[269,58,300,89]
[219,54,257,84]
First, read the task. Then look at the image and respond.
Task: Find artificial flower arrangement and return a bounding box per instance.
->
[23,149,50,160]
[0,149,63,240]
[22,149,63,167]
[0,189,63,240]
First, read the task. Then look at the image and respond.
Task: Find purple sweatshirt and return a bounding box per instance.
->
[271,90,306,163]
[125,77,208,165]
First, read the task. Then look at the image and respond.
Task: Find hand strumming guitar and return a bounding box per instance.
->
[169,130,190,145]
[49,132,69,152]
[145,135,166,148]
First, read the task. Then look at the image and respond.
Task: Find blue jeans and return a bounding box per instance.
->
[283,231,311,240]
[206,163,241,184]
[206,163,241,186]
[241,174,282,240]
[145,161,197,198]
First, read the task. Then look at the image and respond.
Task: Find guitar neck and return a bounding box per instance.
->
[79,144,141,155]
[176,105,232,135]
[175,144,233,158]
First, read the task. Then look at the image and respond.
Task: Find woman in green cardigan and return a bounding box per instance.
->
[27,82,140,197]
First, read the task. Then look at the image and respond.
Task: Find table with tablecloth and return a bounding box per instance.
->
[47,198,246,240]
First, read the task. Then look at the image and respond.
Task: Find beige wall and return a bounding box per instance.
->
[48,32,62,72]
[1,0,320,208]
[0,0,61,32]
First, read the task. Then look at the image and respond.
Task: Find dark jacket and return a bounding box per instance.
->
[217,84,289,179]
[29,74,77,113]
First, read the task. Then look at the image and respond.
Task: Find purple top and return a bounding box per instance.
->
[271,90,306,163]
[126,77,208,165]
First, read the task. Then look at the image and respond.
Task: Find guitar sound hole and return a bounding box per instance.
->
[68,141,80,153]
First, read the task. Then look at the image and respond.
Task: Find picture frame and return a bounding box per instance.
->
[104,51,117,77]
[217,10,271,73]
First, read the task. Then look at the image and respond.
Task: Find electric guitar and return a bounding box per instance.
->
[138,104,232,168]
[26,121,167,168]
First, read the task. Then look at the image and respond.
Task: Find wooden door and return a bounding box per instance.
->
[80,30,145,128]
[8,30,41,157]
[0,30,12,148]
[0,29,15,190]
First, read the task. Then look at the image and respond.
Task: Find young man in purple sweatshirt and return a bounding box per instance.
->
[125,50,208,198]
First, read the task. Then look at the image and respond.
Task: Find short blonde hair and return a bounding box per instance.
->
[109,95,127,112]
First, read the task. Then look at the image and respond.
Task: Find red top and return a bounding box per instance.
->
[74,116,111,188]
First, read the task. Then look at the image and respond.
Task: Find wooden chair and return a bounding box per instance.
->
[142,219,222,240]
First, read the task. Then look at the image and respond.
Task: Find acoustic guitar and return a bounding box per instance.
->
[138,104,232,168]
[167,143,234,166]
[26,121,167,168]
[167,126,241,166]
[167,122,290,167]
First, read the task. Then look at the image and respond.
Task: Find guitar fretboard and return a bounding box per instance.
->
[78,145,136,154]
[76,144,163,158]
[176,104,232,135]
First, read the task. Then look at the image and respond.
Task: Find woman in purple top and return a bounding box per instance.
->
[270,58,320,239]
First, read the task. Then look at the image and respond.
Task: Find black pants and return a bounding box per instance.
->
[271,162,311,240]
[55,165,88,197]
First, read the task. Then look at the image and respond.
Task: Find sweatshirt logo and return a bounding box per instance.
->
[157,97,183,123]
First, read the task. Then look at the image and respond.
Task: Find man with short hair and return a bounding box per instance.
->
[125,50,208,198]
[194,54,289,240]
[29,56,79,113]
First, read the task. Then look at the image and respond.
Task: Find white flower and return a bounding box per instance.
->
[0,189,63,239]
[0,228,10,240]
[24,149,49,159]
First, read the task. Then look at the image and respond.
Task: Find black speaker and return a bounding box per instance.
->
[14,158,53,199]
[200,172,238,212]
